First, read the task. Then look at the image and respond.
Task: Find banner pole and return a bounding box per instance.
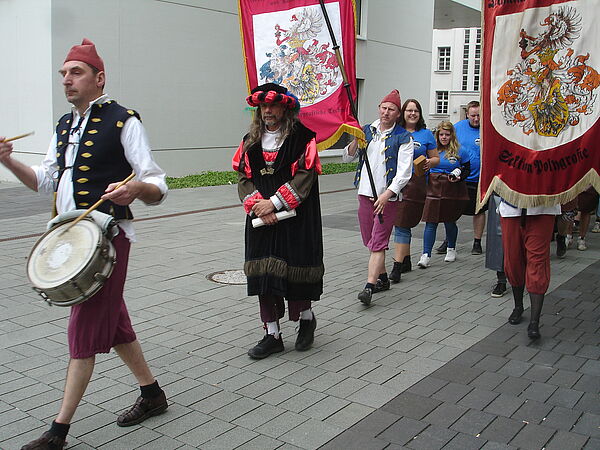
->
[318,0,382,223]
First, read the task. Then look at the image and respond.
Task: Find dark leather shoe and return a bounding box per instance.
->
[435,240,448,254]
[117,390,168,427]
[248,334,284,359]
[528,321,541,339]
[471,241,483,255]
[508,307,523,325]
[295,316,317,351]
[21,432,66,450]
[373,278,390,293]
[358,287,372,305]
[389,262,401,283]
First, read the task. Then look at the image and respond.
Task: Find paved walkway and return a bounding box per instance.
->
[0,173,598,449]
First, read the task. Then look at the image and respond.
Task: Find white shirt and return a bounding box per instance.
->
[342,120,413,200]
[498,201,560,217]
[31,95,168,241]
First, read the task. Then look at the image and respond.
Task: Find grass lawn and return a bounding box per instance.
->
[166,162,356,189]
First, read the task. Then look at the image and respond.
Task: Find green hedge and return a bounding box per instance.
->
[166,162,356,189]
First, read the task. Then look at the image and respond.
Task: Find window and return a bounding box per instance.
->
[355,0,364,36]
[436,91,449,114]
[462,29,470,91]
[437,47,451,71]
[474,29,481,91]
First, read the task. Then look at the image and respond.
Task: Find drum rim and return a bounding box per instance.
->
[27,219,102,289]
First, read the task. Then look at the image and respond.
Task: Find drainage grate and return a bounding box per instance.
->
[207,269,247,285]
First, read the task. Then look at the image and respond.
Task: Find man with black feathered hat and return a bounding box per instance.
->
[233,83,324,359]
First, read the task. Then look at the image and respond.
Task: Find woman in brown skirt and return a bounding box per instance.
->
[417,121,471,268]
[389,99,439,281]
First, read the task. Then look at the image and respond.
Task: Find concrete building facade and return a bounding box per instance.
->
[428,26,482,128]
[0,0,479,182]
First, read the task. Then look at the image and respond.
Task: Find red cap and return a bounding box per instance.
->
[64,38,104,72]
[380,89,401,110]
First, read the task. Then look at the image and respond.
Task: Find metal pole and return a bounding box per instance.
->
[318,0,382,223]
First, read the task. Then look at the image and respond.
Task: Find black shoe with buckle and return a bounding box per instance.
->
[358,287,372,305]
[295,315,317,351]
[491,282,507,298]
[389,262,401,283]
[21,431,66,450]
[117,390,168,427]
[373,278,390,293]
[508,307,524,325]
[247,334,284,359]
[471,241,483,255]
[435,240,448,254]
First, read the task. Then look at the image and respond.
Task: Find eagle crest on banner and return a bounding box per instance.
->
[497,6,600,138]
[258,7,341,105]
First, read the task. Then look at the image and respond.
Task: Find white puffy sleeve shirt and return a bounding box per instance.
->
[31,95,168,242]
[343,121,413,200]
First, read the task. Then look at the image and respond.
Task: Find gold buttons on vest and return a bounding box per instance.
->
[57,141,63,146]
[116,121,124,128]
[79,202,90,207]
[76,178,88,183]
[61,130,67,135]
[84,141,94,147]
[77,191,90,196]
[127,110,135,115]
[81,153,92,158]
[79,165,90,171]
[88,129,98,134]
[91,118,102,122]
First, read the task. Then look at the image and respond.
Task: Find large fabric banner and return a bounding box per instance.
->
[238,0,363,150]
[480,0,600,208]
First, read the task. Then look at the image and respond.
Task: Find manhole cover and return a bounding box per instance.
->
[207,269,247,285]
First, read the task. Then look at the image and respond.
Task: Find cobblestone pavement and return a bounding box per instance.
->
[0,173,598,449]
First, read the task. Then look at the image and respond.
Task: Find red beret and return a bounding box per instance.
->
[64,38,104,72]
[380,89,401,110]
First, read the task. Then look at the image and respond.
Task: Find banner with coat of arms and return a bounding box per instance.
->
[480,0,600,208]
[238,0,363,150]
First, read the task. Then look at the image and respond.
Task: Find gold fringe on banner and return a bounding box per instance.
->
[316,123,365,151]
[477,169,600,212]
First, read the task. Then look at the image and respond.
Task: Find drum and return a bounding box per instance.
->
[27,218,116,306]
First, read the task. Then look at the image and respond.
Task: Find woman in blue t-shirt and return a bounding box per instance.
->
[417,121,470,268]
[390,99,439,282]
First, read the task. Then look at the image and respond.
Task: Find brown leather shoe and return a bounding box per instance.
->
[117,390,168,427]
[21,431,66,450]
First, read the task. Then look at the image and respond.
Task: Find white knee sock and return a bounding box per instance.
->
[299,309,313,320]
[266,321,280,337]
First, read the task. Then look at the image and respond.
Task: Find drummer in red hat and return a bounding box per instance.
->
[1,38,169,449]
[342,89,414,306]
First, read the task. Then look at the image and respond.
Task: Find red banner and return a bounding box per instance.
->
[238,0,363,150]
[480,0,600,208]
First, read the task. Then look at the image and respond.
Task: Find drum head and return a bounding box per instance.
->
[27,219,101,289]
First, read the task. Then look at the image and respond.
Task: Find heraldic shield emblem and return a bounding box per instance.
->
[492,1,600,150]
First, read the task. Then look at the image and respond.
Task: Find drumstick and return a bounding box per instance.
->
[63,172,136,233]
[2,131,35,143]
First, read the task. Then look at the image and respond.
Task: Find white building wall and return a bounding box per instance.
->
[1,0,435,182]
[0,0,54,171]
[429,26,480,128]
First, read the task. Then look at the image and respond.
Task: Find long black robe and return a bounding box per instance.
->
[237,122,324,301]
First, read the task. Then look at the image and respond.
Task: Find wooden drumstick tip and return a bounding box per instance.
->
[2,131,35,143]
